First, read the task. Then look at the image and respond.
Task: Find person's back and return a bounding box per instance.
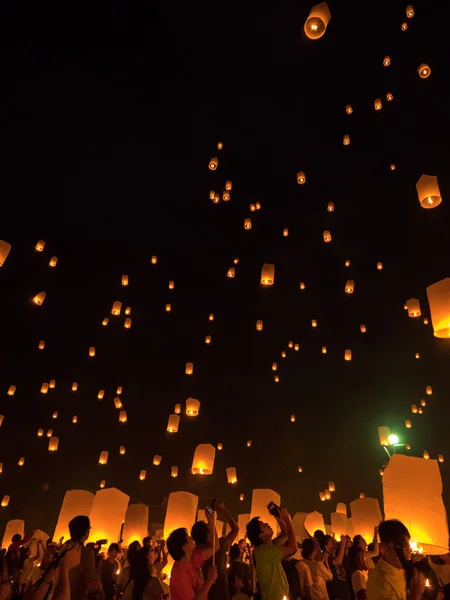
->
[366,559,405,600]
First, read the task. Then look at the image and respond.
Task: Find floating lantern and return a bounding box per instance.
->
[426,278,450,337]
[18,457,24,466]
[114,397,122,409]
[225,180,232,190]
[165,303,171,312]
[283,228,289,237]
[49,380,55,389]
[377,262,383,270]
[250,203,256,211]
[343,134,350,145]
[99,480,106,489]
[121,275,129,286]
[255,202,261,210]
[174,403,181,414]
[72,416,78,424]
[390,164,396,170]
[35,240,45,252]
[139,470,147,480]
[213,194,220,204]
[298,466,303,473]
[345,105,353,115]
[217,443,223,450]
[418,63,431,79]
[185,362,193,375]
[48,437,59,452]
[304,2,331,39]
[186,397,200,416]
[281,350,287,357]
[124,317,132,328]
[247,440,252,447]
[217,142,223,149]
[416,175,441,208]
[329,481,335,492]
[312,319,317,327]
[406,5,414,17]
[360,324,367,333]
[119,410,127,423]
[294,343,299,351]
[325,489,331,500]
[418,407,423,414]
[38,340,45,350]
[300,282,306,290]
[233,258,239,265]
[0,415,4,427]
[415,352,420,359]
[405,420,412,428]
[227,267,235,278]
[46,429,53,437]
[171,466,178,477]
[272,362,278,371]
[102,318,109,326]
[227,467,238,484]
[120,446,125,455]
[423,451,430,460]
[412,405,418,413]
[240,494,244,501]
[383,56,391,67]
[374,99,382,110]
[52,411,58,419]
[1,496,10,507]
[289,341,294,348]
[323,230,332,242]
[297,171,306,184]
[0,240,11,267]
[261,263,275,285]
[41,383,49,394]
[401,22,408,31]
[99,451,109,465]
[7,385,16,396]
[359,493,365,499]
[424,318,429,325]
[112,301,122,316]
[291,415,296,423]
[256,320,263,331]
[49,256,58,267]
[319,492,326,501]
[209,313,214,321]
[33,292,46,305]
[167,414,180,433]
[116,386,122,395]
[344,349,352,361]
[407,298,421,317]
[327,202,334,212]
[89,346,95,357]
[406,444,411,450]
[223,191,230,201]
[244,218,252,230]
[205,335,211,344]
[192,444,215,475]
[438,455,444,463]
[274,375,279,382]
[153,454,162,466]
[345,280,354,294]
[98,390,104,399]
[421,399,426,407]
[426,386,432,395]
[169,280,175,290]
[322,346,327,354]
[208,157,219,170]
[37,428,44,436]
[386,92,393,101]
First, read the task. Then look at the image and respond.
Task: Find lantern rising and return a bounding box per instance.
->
[167,414,180,433]
[49,256,58,267]
[186,397,200,416]
[112,301,122,316]
[297,171,306,184]
[256,320,263,331]
[185,362,194,375]
[33,292,46,305]
[374,99,382,110]
[208,157,219,170]
[345,105,353,115]
[227,467,238,484]
[0,241,11,266]
[426,278,450,337]
[407,298,421,317]
[153,454,162,466]
[244,218,252,230]
[261,263,275,286]
[171,466,178,477]
[99,451,109,465]
[48,437,59,452]
[417,63,431,79]
[416,175,441,209]
[343,134,350,146]
[192,444,215,475]
[344,349,352,361]
[345,280,354,294]
[323,230,332,242]
[304,2,331,40]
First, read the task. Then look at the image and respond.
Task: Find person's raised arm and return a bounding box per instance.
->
[365,527,379,559]
[330,536,346,566]
[194,566,218,600]
[278,508,296,557]
[273,518,288,546]
[199,509,220,561]
[215,502,239,549]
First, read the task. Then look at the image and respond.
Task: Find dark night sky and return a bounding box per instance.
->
[1,0,450,535]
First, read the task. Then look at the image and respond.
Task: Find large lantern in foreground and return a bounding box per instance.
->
[304,2,331,39]
[0,241,11,267]
[427,278,450,337]
[350,497,382,542]
[90,488,130,545]
[186,397,200,416]
[416,175,441,208]
[163,492,198,575]
[122,504,149,548]
[53,490,95,541]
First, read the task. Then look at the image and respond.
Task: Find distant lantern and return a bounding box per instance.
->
[404,303,408,310]
[120,446,126,455]
[426,386,432,395]
[139,470,147,480]
[123,317,132,328]
[390,164,396,170]
[205,335,211,344]
[227,267,235,278]
[213,194,220,204]
[322,346,327,354]
[122,275,129,286]
[112,301,122,316]
[33,292,46,305]
[261,263,275,285]
[153,454,162,466]
[240,494,244,501]
[256,320,263,331]
[100,480,106,489]
[169,280,175,290]
[171,466,178,477]
[415,352,420,359]
[209,313,214,321]
[427,278,450,337]
[401,22,408,31]
[359,493,365,499]
[374,99,382,110]
[217,443,223,450]
[283,228,289,237]
[41,383,49,394]
[386,92,393,101]
[98,390,104,399]
[274,375,280,382]
[225,180,232,191]
[406,5,414,17]
[233,258,239,265]
[411,405,418,413]
[185,362,194,375]
[300,282,306,290]
[7,385,16,396]
[418,407,423,414]
[327,202,334,212]
[244,218,252,230]
[281,350,287,357]
[345,280,355,294]
[217,142,223,149]
[424,317,429,325]
[151,255,157,264]
[18,457,25,466]
[49,256,58,267]
[297,171,306,184]
[48,437,59,452]
[167,414,180,433]
[406,444,411,450]
[312,320,317,328]
[46,429,53,437]
[114,397,123,409]
[438,455,444,463]
[416,175,441,209]
[186,397,200,416]
[125,307,131,315]
[223,191,230,201]
[247,440,252,447]
[345,105,353,115]
[360,324,367,333]
[383,56,391,66]
[405,420,412,428]
[89,346,95,357]
[119,410,127,423]
[250,203,256,211]
[291,415,296,423]
[418,63,431,79]
[0,240,11,267]
[72,415,78,424]
[323,230,332,242]
[423,450,430,460]
[407,298,421,317]
[329,481,336,492]
[304,2,331,40]
[343,134,350,146]
[52,411,58,419]
[227,467,238,484]
[174,403,181,414]
[192,444,216,475]
[35,240,46,252]
[165,303,171,312]
[1,496,10,507]
[37,428,44,436]
[421,399,426,406]
[344,349,352,361]
[294,343,299,351]
[377,262,383,270]
[325,489,331,500]
[0,415,5,427]
[116,386,123,395]
[255,202,261,210]
[209,157,219,170]
[99,451,109,465]
[102,318,109,326]
[288,341,294,348]
[298,465,303,473]
[38,340,45,350]
[319,492,326,501]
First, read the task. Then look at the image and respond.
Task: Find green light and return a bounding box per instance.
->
[388,434,399,445]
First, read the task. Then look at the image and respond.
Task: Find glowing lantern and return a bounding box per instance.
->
[217,443,223,450]
[360,324,367,333]
[424,317,429,324]
[312,319,317,327]
[209,313,214,321]
[298,466,303,473]
[35,240,45,252]
[0,241,11,267]
[89,346,95,357]
[217,142,223,149]
[407,298,421,317]
[7,385,16,396]
[418,63,431,79]
[122,504,149,548]
[49,256,58,267]
[383,56,391,66]
[390,164,396,170]
[350,497,383,542]
[120,446,125,455]
[18,457,24,466]
[114,397,122,409]
[281,350,287,357]
[255,202,261,210]
[112,301,122,316]
[261,263,275,285]
[247,440,252,447]
[33,292,46,305]
[46,429,53,437]
[227,267,235,278]
[239,494,244,501]
[208,157,219,170]
[38,340,46,351]
[115,386,122,395]
[327,202,334,212]
[274,375,280,382]
[124,318,132,328]
[100,480,106,489]
[272,362,277,371]
[99,451,109,465]
[322,346,327,354]
[418,407,423,414]
[171,466,178,477]
[377,262,384,271]
[244,218,252,230]
[53,490,95,541]
[423,450,430,460]
[325,490,331,500]
[406,5,414,17]
[426,386,432,395]
[205,335,211,344]
[41,383,49,394]
[48,437,59,452]
[323,230,332,242]
[345,105,353,115]
[297,171,306,184]
[343,134,350,145]
[192,444,215,475]
[185,362,194,375]
[125,306,131,315]
[378,426,391,446]
[405,420,412,428]
[411,405,417,413]
[344,349,352,361]
[169,280,175,290]
[139,470,147,480]
[329,482,335,492]
[421,399,426,406]
[186,397,200,416]
[426,278,450,337]
[52,411,58,419]
[345,280,354,294]
[416,175,441,209]
[319,492,326,501]
[256,320,263,331]
[102,318,109,326]
[223,191,230,201]
[288,341,294,348]
[90,488,130,544]
[415,353,420,359]
[174,404,181,414]
[1,496,10,507]
[213,194,220,204]
[119,410,127,423]
[386,92,393,101]
[165,303,171,313]
[0,415,4,427]
[72,382,78,391]
[49,380,55,389]
[438,455,444,463]
[304,2,331,39]
[227,467,238,484]
[98,390,104,399]
[72,416,78,424]
[283,228,289,237]
[38,428,44,436]
[167,414,180,433]
[291,415,296,423]
[300,282,306,290]
[121,275,129,286]
[163,492,199,575]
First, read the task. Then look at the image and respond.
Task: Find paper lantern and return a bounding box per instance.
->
[112,301,122,316]
[212,193,220,204]
[102,318,109,326]
[53,490,95,541]
[120,446,125,455]
[291,415,296,423]
[283,228,289,237]
[114,397,122,409]
[327,202,334,212]
[418,407,423,414]
[250,489,281,538]
[98,390,104,400]
[425,278,450,337]
[223,180,232,191]
[239,494,244,501]
[416,174,441,209]
[168,281,175,291]
[208,157,219,170]
[298,466,303,473]
[0,241,11,267]
[204,334,211,344]
[299,282,306,291]
[71,382,78,392]
[377,262,383,270]
[121,274,129,286]
[426,385,432,395]
[411,405,417,413]
[386,92,393,101]
[185,362,194,376]
[297,171,306,184]
[274,375,279,382]
[323,230,332,242]
[261,263,275,285]
[350,497,383,542]
[41,383,49,394]
[418,63,431,79]
[46,429,53,437]
[438,455,444,463]
[319,492,326,501]
[281,350,286,357]
[415,352,420,359]
[49,380,55,389]
[125,306,131,315]
[49,256,58,267]
[171,466,178,477]
[52,411,58,419]
[345,280,354,294]
[217,442,223,450]
[18,457,24,466]
[1,496,10,508]
[35,240,45,252]
[424,317,429,324]
[33,291,46,305]
[390,163,396,170]
[114,386,122,395]
[37,428,44,436]
[329,481,335,492]
[250,203,256,211]
[119,410,127,423]
[247,440,252,447]
[406,4,414,17]
[360,324,367,333]
[407,298,421,317]
[0,415,4,428]
[72,416,78,424]
[48,437,59,452]
[191,444,215,474]
[243,218,252,230]
[331,512,347,537]
[401,22,408,30]
[421,399,427,406]
[345,105,353,115]
[423,450,430,459]
[374,98,382,111]
[37,340,45,351]
[344,349,352,361]
[256,320,263,331]
[100,480,106,489]
[223,191,230,201]
[359,493,365,499]
[304,2,331,39]
[7,385,16,396]
[163,491,198,575]
[139,470,147,480]
[255,202,261,210]
[325,489,331,500]
[322,346,327,354]
[99,451,109,465]
[227,467,237,484]
[378,426,391,446]
[405,420,412,428]
[153,454,162,466]
[209,312,214,321]
[167,414,180,433]
[217,142,223,150]
[90,488,130,545]
[343,134,350,146]
[186,397,200,417]
[122,504,149,548]
[123,317,132,329]
[227,267,235,278]
[383,56,391,66]
[89,346,96,357]
[174,403,181,414]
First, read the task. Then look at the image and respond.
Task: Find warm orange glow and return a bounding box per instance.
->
[405,420,412,428]
[377,262,383,270]
[98,390,104,399]
[411,405,417,413]
[298,466,303,473]
[274,375,280,382]
[344,349,352,361]
[165,303,171,312]
[261,263,275,285]
[18,457,25,466]
[121,274,129,286]
[205,335,211,344]
[114,397,122,409]
[48,437,59,451]
[240,494,244,501]
[1,495,10,507]
[290,415,296,423]
[217,142,223,149]
[99,451,109,465]
[7,385,16,396]
[167,414,180,433]
[208,157,219,170]
[374,98,382,110]
[247,440,252,447]
[407,298,421,317]
[327,202,334,212]
[102,318,109,326]
[169,280,175,290]
[255,202,261,210]
[297,171,306,184]
[311,319,317,327]
[120,446,125,455]
[46,429,53,437]
[112,301,122,316]
[38,340,45,350]
[406,5,414,17]
[345,280,354,294]
[171,466,178,477]
[226,467,237,484]
[227,267,235,278]
[223,191,230,201]
[416,174,441,208]
[345,105,353,115]
[323,230,332,242]
[415,352,420,359]
[185,362,194,375]
[185,397,200,416]
[401,22,408,31]
[174,403,181,414]
[192,443,215,474]
[52,411,58,419]
[281,350,286,357]
[343,134,350,145]
[151,255,157,264]
[300,281,306,290]
[99,480,106,488]
[225,180,232,191]
[304,2,331,39]
[139,470,147,480]
[72,416,78,424]
[438,455,444,463]
[244,218,252,230]
[423,450,430,460]
[294,343,299,351]
[322,346,327,354]
[119,410,127,423]
[418,63,431,79]
[209,312,214,321]
[89,346,95,357]
[49,380,55,389]
[33,291,46,305]
[41,383,49,394]
[426,385,432,395]
[319,492,326,501]
[217,442,223,450]
[35,240,46,252]
[390,164,396,170]
[283,228,289,237]
[383,56,391,67]
[49,256,58,267]
[424,317,429,325]
[360,324,367,333]
[250,203,256,211]
[213,193,220,204]
[37,428,44,436]
[386,92,393,101]
[421,399,427,406]
[256,319,263,331]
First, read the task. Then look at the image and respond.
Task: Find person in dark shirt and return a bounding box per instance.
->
[228,545,252,598]
[101,543,121,600]
[323,535,350,600]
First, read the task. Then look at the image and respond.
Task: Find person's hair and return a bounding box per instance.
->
[378,520,410,545]
[314,530,325,546]
[246,517,263,547]
[143,537,151,546]
[347,545,367,574]
[167,528,189,561]
[69,515,90,541]
[11,534,21,543]
[127,541,141,566]
[229,544,240,561]
[132,547,151,600]
[108,543,120,554]
[191,521,209,546]
[322,534,333,549]
[302,538,315,559]
[353,534,364,546]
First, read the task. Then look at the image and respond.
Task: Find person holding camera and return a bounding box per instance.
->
[246,505,297,600]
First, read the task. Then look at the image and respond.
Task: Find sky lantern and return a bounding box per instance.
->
[124,317,132,328]
[116,386,123,395]
[174,403,181,414]
[319,492,326,501]
[350,498,383,542]
[283,228,289,237]
[343,134,350,145]
[421,399,426,406]
[406,4,414,17]
[227,267,235,278]
[274,375,280,382]
[186,397,200,416]
[377,262,383,270]
[121,274,129,286]
[49,380,55,389]
[139,470,147,480]
[411,405,417,413]
[426,386,432,395]
[90,488,130,545]
[167,414,180,433]
[424,317,429,325]
[250,203,256,211]
[205,335,211,344]
[240,494,244,501]
[300,282,306,290]
[304,2,331,39]
[247,440,252,447]
[217,142,223,149]
[405,420,412,428]
[120,446,125,455]
[416,175,441,208]
[344,349,352,361]
[89,346,96,357]
[48,437,59,451]
[386,92,393,101]
[114,397,122,409]
[119,410,127,423]
[345,280,354,294]
[418,407,423,414]
[33,292,46,305]
[390,164,396,170]
[401,22,408,30]
[185,362,194,375]
[383,56,391,66]
[46,429,53,437]
[327,202,334,212]
[41,383,49,394]
[256,320,263,331]
[281,350,287,357]
[244,218,252,230]
[37,428,44,436]
[102,318,109,326]
[18,457,25,466]
[323,230,332,242]
[52,411,58,419]
[291,415,296,423]
[378,426,391,446]
[1,496,10,507]
[72,416,78,424]
[298,466,303,473]
[98,390,104,399]
[163,492,198,575]
[329,481,335,492]
[438,455,444,463]
[212,194,219,204]
[99,480,106,489]
[38,340,45,350]
[0,241,11,266]
[171,466,178,477]
[255,202,261,210]
[192,444,215,474]
[49,256,58,267]
[208,157,218,170]
[125,306,131,314]
[99,451,109,465]
[122,504,149,548]
[360,324,367,333]
[426,278,450,337]
[345,105,353,115]
[312,319,317,327]
[222,191,230,201]
[418,63,431,78]
[297,171,306,184]
[374,98,382,110]
[225,180,232,191]
[261,263,275,285]
[217,442,223,450]
[325,489,331,500]
[165,303,171,312]
[295,343,299,351]
[331,512,347,537]
[407,298,421,317]
[35,240,46,252]
[7,385,16,396]
[0,415,4,427]
[169,280,175,290]
[112,301,122,316]
[227,467,238,484]
[322,346,327,354]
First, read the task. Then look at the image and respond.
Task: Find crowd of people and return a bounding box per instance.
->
[0,502,448,600]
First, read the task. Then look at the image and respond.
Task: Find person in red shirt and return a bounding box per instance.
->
[167,528,217,600]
